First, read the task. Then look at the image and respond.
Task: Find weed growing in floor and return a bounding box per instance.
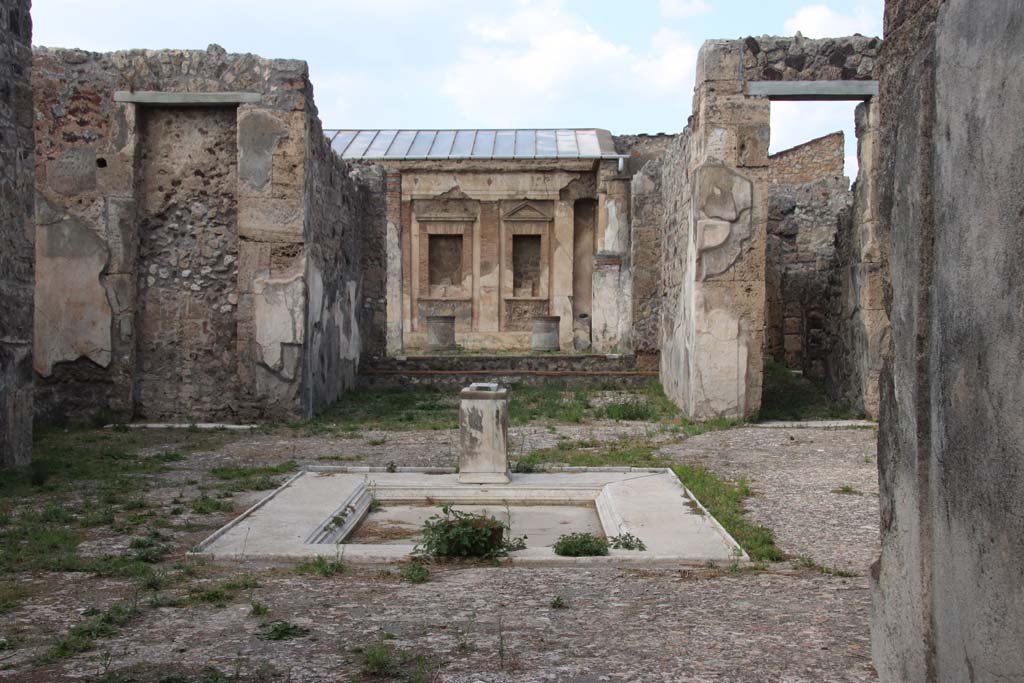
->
[189,494,232,515]
[549,596,567,609]
[608,533,647,551]
[366,437,387,446]
[249,600,270,617]
[258,620,309,641]
[552,532,609,557]
[49,600,140,659]
[188,574,259,607]
[792,555,859,578]
[400,561,430,584]
[832,484,863,495]
[296,554,346,577]
[210,460,297,492]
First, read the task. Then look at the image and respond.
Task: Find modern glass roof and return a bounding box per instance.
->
[325,129,618,160]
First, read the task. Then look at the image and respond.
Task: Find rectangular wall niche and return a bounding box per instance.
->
[512,235,542,297]
[428,234,463,289]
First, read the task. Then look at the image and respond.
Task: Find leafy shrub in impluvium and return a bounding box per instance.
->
[416,506,508,559]
[608,532,647,551]
[552,532,609,557]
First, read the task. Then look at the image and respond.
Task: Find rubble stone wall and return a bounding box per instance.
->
[827,102,887,417]
[871,0,1024,679]
[765,133,851,379]
[31,45,383,423]
[0,0,33,466]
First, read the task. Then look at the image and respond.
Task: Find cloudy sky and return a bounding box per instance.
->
[31,0,882,177]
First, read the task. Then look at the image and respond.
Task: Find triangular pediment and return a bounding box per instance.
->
[503,201,552,221]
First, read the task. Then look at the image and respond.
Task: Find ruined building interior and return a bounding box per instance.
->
[6,34,889,429]
[2,0,1022,680]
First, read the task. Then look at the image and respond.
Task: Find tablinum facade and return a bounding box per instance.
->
[332,129,636,355]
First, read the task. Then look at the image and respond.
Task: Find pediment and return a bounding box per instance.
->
[502,200,553,221]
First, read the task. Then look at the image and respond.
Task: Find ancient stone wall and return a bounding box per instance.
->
[827,102,887,418]
[31,45,382,423]
[303,116,386,413]
[765,133,851,379]
[659,34,879,421]
[768,131,845,185]
[629,157,664,356]
[613,133,676,178]
[871,0,1024,679]
[0,0,33,466]
[657,130,692,406]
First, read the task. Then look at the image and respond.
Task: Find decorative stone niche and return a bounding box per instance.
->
[412,198,478,333]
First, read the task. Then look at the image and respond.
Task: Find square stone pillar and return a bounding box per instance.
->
[458,383,510,484]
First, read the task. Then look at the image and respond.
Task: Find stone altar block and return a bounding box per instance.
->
[458,383,510,484]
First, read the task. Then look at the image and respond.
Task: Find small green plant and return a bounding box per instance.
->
[600,401,654,421]
[361,641,397,676]
[296,554,346,577]
[386,461,398,473]
[549,596,567,609]
[367,437,387,446]
[608,533,647,551]
[832,484,863,495]
[190,494,232,514]
[416,506,509,559]
[250,601,270,617]
[400,561,430,584]
[792,555,859,578]
[552,532,609,557]
[258,620,309,640]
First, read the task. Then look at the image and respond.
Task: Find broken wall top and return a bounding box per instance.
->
[32,43,314,114]
[697,34,880,84]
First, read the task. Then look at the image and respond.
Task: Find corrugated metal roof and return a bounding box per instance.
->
[324,129,618,160]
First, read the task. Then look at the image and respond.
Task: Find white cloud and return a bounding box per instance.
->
[659,0,711,18]
[442,1,697,128]
[783,1,883,38]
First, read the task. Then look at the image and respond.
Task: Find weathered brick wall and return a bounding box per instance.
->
[768,132,845,186]
[0,0,33,466]
[31,44,383,423]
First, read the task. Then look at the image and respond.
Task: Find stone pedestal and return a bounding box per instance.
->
[458,383,510,484]
[531,316,560,352]
[426,315,456,352]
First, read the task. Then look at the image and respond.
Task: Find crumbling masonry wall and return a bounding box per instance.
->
[31,45,383,423]
[871,0,1024,678]
[659,34,880,420]
[0,0,33,465]
[765,133,851,379]
[827,101,887,417]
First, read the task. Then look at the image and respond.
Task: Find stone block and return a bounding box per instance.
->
[238,196,304,243]
[458,383,510,484]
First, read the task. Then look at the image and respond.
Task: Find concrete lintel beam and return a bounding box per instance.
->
[747,80,879,101]
[113,91,262,105]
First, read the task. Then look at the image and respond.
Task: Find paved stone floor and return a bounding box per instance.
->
[1,421,880,682]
